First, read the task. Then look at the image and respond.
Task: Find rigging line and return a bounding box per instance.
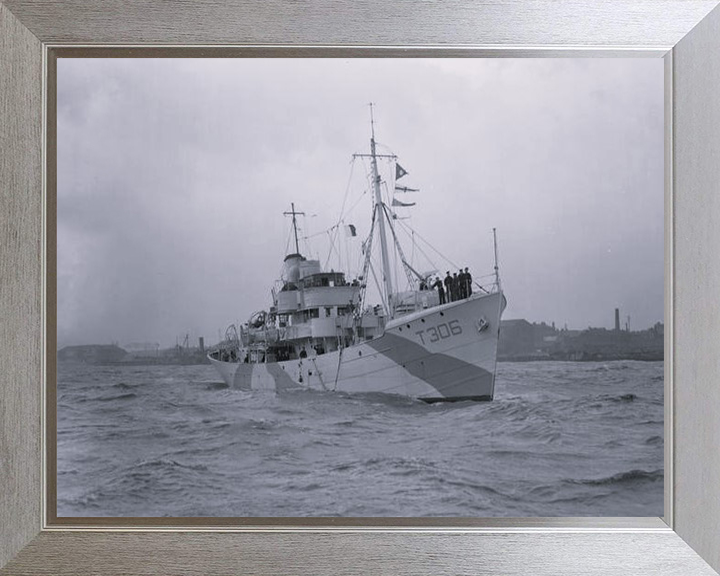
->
[387,210,400,291]
[324,159,357,269]
[394,219,438,273]
[338,188,369,277]
[312,357,329,391]
[324,227,339,271]
[394,220,433,267]
[321,189,370,269]
[358,204,377,313]
[336,157,356,225]
[345,224,351,278]
[381,178,400,279]
[411,229,415,270]
[382,179,392,205]
[396,219,491,294]
[343,188,370,220]
[284,225,293,256]
[305,223,339,240]
[380,203,418,289]
[379,181,402,291]
[332,345,343,391]
[301,216,314,257]
[361,156,375,203]
[394,218,462,271]
[368,260,388,316]
[325,229,342,270]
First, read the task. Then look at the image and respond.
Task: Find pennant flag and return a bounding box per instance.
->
[395,163,408,180]
[345,224,357,237]
[394,186,419,193]
[392,198,416,207]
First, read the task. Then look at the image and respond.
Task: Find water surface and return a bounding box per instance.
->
[57,361,663,517]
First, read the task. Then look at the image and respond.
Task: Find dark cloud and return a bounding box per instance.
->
[57,58,663,347]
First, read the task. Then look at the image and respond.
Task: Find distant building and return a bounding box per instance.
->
[499,319,664,361]
[57,345,128,364]
[124,342,160,357]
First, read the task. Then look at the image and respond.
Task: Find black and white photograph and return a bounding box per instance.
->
[57,58,664,518]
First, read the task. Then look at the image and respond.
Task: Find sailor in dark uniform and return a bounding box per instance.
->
[457,269,466,299]
[444,272,453,302]
[432,277,446,304]
[464,267,473,297]
[452,272,460,301]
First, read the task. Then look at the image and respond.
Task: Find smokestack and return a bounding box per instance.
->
[614,308,620,331]
[199,336,205,352]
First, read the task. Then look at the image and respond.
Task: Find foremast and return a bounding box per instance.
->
[368,103,395,317]
[283,203,305,255]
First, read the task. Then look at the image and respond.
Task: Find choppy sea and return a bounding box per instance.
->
[57,361,663,517]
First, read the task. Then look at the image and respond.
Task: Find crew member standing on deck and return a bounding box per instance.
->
[464,267,473,297]
[452,272,460,302]
[444,272,453,302]
[457,269,466,299]
[433,277,446,305]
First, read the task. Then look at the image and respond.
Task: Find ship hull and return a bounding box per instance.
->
[209,291,505,401]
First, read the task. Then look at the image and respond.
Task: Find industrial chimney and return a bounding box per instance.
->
[614,308,620,331]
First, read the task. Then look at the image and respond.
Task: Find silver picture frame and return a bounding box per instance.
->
[2,1,720,574]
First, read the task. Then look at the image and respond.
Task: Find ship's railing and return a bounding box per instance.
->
[392,289,439,316]
[474,272,502,294]
[392,270,501,316]
[208,324,242,362]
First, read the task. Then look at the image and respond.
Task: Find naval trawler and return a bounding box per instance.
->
[209,110,506,401]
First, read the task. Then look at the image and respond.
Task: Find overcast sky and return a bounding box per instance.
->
[57,58,664,348]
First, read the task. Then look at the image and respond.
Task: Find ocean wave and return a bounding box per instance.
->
[134,458,208,472]
[363,456,437,472]
[203,381,229,391]
[112,382,139,390]
[591,393,638,403]
[571,469,663,487]
[93,392,138,402]
[580,393,640,410]
[434,476,508,497]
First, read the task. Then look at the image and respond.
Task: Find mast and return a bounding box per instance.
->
[283,202,305,255]
[369,103,395,314]
[493,227,501,291]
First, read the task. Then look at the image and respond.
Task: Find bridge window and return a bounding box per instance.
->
[302,273,347,288]
[304,308,320,321]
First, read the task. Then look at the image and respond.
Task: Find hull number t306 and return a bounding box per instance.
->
[415,320,463,344]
